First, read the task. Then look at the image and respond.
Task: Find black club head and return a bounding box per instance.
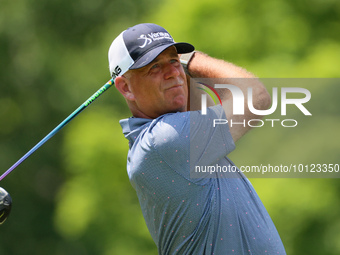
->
[0,187,12,225]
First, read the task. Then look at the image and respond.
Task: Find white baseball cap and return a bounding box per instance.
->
[108,23,195,79]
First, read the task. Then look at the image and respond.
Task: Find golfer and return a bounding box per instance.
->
[108,23,286,254]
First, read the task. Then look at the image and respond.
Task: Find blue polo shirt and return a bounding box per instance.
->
[120,106,286,255]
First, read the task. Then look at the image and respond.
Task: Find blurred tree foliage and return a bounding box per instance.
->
[0,0,339,254]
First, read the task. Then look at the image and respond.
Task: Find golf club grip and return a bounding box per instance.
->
[0,79,114,181]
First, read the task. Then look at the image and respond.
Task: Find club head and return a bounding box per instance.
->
[0,187,12,224]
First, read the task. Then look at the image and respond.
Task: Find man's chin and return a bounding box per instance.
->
[168,103,187,114]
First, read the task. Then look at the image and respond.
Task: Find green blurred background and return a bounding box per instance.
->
[0,0,339,254]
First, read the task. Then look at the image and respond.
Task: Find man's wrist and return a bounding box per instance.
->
[180,51,196,75]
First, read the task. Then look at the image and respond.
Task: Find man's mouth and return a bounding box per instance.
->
[165,82,184,91]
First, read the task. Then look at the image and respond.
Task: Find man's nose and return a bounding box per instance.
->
[164,63,181,79]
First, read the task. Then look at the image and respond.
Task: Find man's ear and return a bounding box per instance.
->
[115,76,135,101]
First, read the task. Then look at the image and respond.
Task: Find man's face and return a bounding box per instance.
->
[125,46,188,119]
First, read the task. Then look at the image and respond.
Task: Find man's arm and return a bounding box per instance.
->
[185,51,271,142]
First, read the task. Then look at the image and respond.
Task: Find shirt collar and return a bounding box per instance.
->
[119,117,152,146]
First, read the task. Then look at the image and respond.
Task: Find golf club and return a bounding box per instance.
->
[0,78,114,181]
[0,187,12,224]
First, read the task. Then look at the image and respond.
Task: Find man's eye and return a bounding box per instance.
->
[170,59,180,66]
[150,64,159,70]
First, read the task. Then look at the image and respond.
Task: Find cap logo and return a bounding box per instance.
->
[111,65,122,78]
[137,32,174,48]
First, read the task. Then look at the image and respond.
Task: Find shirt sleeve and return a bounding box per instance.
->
[189,105,235,168]
[149,105,235,181]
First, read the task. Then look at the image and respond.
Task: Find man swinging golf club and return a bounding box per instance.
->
[109,23,286,254]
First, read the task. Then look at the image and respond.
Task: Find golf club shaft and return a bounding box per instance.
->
[0,79,114,181]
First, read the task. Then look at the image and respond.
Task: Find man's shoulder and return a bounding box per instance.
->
[152,111,190,129]
[120,105,224,132]
[149,112,191,146]
[120,105,229,149]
